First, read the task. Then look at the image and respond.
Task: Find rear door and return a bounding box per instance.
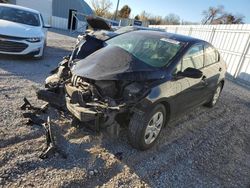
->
[202,44,221,99]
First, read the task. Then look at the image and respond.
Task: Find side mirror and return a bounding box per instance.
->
[178,67,203,79]
[43,25,51,29]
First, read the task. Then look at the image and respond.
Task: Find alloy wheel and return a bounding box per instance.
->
[144,111,164,145]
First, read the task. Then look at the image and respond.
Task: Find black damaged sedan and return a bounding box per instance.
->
[40,30,226,150]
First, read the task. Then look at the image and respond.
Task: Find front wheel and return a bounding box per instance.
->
[128,104,166,150]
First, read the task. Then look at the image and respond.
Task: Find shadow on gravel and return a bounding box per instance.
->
[87,93,250,187]
[0,46,71,84]
[1,79,250,187]
[0,129,43,149]
[48,28,80,38]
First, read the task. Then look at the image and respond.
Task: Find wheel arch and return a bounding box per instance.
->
[153,99,171,125]
[131,97,172,125]
[220,79,225,90]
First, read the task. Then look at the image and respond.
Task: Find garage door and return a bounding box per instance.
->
[16,0,52,24]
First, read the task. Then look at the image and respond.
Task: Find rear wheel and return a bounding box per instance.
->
[205,83,222,108]
[128,104,166,150]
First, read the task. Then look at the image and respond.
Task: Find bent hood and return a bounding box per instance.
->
[0,19,43,38]
[72,46,166,81]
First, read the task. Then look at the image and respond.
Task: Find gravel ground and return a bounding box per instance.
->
[0,29,250,188]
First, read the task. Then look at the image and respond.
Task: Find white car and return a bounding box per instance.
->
[0,3,49,58]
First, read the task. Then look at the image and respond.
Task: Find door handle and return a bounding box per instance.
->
[200,76,208,86]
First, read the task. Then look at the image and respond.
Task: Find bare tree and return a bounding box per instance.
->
[139,11,151,21]
[202,5,245,24]
[118,5,131,19]
[202,5,224,24]
[91,0,113,17]
[148,16,163,25]
[181,20,199,25]
[104,11,114,19]
[222,14,245,24]
[136,12,181,25]
[163,13,180,25]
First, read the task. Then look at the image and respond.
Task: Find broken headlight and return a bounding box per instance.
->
[123,83,144,101]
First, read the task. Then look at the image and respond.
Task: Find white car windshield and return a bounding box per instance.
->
[0,6,40,26]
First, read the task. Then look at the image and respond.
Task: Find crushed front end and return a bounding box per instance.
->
[64,74,148,133]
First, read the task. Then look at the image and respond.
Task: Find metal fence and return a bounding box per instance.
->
[150,24,250,84]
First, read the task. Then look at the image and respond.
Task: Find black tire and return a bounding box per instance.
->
[204,83,222,108]
[128,104,167,150]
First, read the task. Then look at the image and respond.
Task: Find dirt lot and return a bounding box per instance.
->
[0,30,250,188]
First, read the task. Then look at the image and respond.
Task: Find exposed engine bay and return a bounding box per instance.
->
[37,56,152,134]
[64,74,148,127]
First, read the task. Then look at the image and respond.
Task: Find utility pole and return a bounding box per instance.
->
[114,0,120,20]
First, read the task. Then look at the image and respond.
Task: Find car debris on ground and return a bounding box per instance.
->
[20,98,66,159]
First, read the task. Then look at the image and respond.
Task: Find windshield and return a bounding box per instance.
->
[106,32,182,67]
[0,6,40,26]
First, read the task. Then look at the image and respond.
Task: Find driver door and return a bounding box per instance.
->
[171,43,208,116]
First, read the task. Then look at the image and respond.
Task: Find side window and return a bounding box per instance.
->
[204,45,218,66]
[182,44,204,71]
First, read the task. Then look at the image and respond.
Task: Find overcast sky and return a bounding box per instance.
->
[85,0,250,23]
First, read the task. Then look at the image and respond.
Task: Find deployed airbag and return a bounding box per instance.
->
[72,46,166,81]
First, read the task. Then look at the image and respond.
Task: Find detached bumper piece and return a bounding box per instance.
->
[20,98,67,159]
[40,117,67,159]
[66,96,100,122]
[21,97,48,114]
[37,88,65,110]
[66,96,102,131]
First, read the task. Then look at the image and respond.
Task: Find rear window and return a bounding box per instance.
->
[205,45,218,66]
[0,6,40,26]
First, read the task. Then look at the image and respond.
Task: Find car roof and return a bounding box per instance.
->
[126,26,165,31]
[131,30,205,44]
[0,3,40,14]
